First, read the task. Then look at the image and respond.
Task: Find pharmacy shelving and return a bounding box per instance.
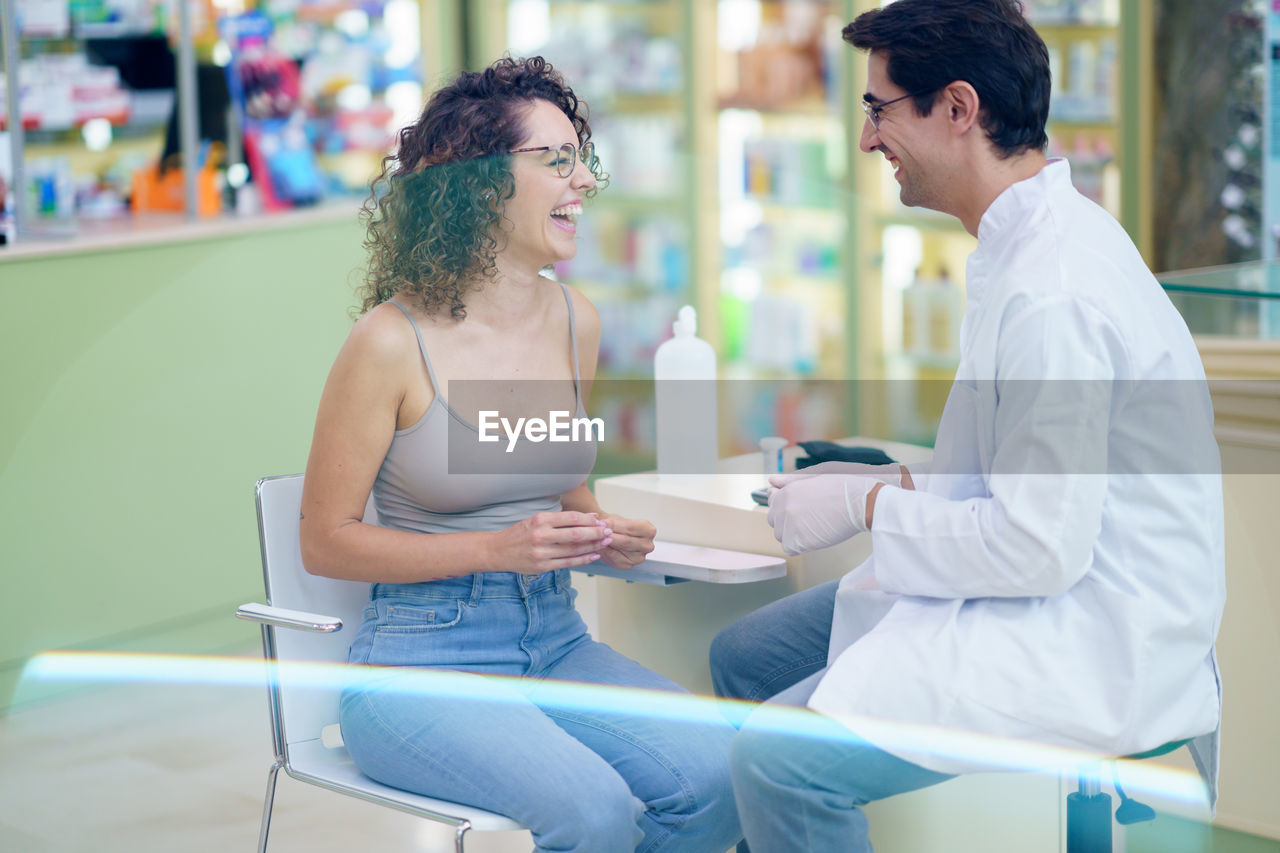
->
[1,0,177,226]
[714,0,850,379]
[2,0,461,234]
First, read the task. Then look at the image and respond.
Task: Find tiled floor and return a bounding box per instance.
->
[0,644,534,853]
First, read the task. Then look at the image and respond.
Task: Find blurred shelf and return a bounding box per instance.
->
[15,112,169,136]
[594,370,657,382]
[748,200,844,221]
[576,281,681,299]
[73,23,164,39]
[606,92,684,112]
[717,97,833,118]
[752,272,842,289]
[1032,21,1120,36]
[885,351,961,371]
[1048,117,1117,130]
[595,194,684,213]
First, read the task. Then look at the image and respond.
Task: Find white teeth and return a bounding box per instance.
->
[550,202,583,219]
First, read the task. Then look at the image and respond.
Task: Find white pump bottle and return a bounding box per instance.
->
[654,305,718,475]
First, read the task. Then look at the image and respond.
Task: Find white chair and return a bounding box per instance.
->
[237,473,787,852]
[236,474,524,853]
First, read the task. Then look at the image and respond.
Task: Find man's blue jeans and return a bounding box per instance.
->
[711,581,953,853]
[340,569,741,853]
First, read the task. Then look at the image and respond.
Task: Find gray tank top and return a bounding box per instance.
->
[372,282,597,536]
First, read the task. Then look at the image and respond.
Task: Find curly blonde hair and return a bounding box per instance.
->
[356,56,606,319]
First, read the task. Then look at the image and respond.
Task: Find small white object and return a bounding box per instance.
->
[758,436,787,474]
[235,182,261,216]
[321,724,345,749]
[654,305,718,476]
[80,117,112,152]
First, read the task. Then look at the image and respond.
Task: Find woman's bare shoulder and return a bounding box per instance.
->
[341,300,422,368]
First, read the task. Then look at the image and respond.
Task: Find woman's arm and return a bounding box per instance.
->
[299,305,608,582]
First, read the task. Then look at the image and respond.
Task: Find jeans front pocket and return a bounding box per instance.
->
[382,601,466,629]
[366,598,469,667]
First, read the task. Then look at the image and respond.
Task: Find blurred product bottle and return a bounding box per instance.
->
[654,305,718,475]
[927,269,962,358]
[903,269,962,360]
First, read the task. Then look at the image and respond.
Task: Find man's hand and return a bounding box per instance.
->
[766,472,882,555]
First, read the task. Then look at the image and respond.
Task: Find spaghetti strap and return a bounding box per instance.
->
[386,300,442,396]
[558,283,583,408]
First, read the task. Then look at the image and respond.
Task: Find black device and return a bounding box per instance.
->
[750,487,770,507]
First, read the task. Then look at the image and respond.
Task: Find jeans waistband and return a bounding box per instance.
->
[371,569,567,604]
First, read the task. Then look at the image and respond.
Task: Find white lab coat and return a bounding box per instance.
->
[807,161,1224,802]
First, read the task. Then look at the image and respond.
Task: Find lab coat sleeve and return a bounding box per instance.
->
[871,297,1122,599]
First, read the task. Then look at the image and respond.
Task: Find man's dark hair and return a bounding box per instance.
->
[844,0,1050,157]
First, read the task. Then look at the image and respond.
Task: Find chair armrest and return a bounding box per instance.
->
[574,540,787,586]
[235,602,343,633]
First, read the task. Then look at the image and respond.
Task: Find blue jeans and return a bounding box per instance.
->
[339,569,741,853]
[710,582,953,853]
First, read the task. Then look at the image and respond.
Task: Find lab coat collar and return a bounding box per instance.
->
[966,158,1072,309]
[976,158,1072,245]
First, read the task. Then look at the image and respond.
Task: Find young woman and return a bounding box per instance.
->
[299,57,741,853]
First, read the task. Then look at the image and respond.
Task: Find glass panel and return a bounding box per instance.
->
[1159,260,1280,340]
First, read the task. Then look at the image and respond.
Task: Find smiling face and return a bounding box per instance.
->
[859,51,950,213]
[497,99,596,273]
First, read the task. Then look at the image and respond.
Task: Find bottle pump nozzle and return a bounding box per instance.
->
[673,305,697,336]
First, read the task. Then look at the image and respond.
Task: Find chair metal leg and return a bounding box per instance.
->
[453,820,471,853]
[257,759,283,853]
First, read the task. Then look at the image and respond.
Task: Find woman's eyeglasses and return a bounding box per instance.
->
[509,141,600,179]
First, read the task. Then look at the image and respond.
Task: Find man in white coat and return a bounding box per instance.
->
[710,1,1225,850]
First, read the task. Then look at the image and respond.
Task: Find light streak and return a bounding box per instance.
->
[20,650,1209,807]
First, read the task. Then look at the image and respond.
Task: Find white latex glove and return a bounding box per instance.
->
[765,472,881,555]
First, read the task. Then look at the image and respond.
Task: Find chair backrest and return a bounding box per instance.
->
[255,474,373,749]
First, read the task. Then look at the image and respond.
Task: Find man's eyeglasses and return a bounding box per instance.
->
[861,89,936,130]
[509,141,599,179]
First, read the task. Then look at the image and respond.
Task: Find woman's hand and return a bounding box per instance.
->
[596,514,656,571]
[491,511,612,573]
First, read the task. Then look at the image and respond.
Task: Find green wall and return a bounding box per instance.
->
[0,217,366,708]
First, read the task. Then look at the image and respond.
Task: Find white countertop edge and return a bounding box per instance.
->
[573,539,788,585]
[0,200,363,262]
